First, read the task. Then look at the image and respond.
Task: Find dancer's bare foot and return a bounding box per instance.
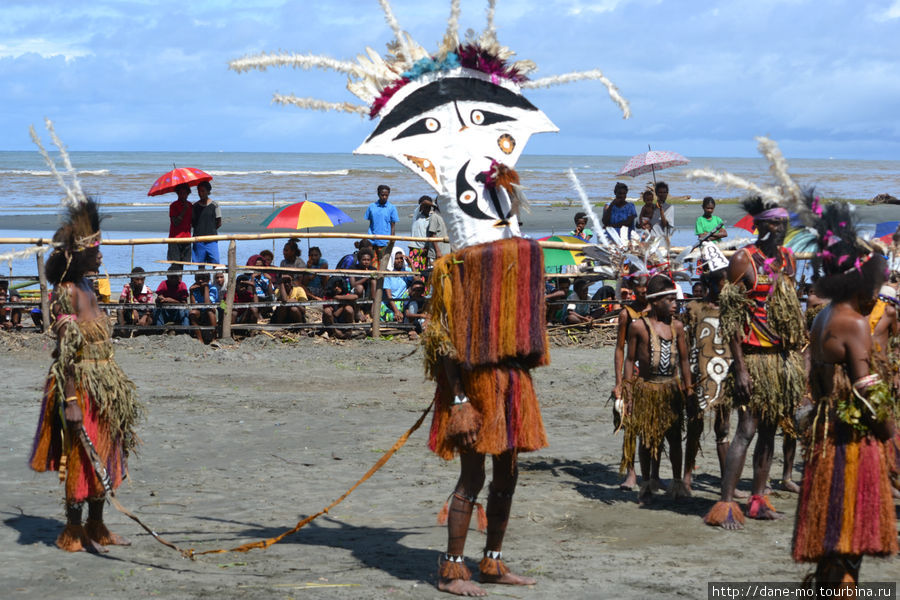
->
[86,520,131,546]
[438,579,487,597]
[638,482,653,505]
[619,468,638,491]
[720,513,744,530]
[749,506,783,520]
[733,488,749,499]
[648,478,667,493]
[683,472,693,491]
[779,479,801,494]
[481,571,537,586]
[56,526,109,553]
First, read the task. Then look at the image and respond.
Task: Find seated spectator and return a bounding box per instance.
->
[321,276,358,339]
[259,249,279,283]
[303,246,328,298]
[272,273,308,324]
[212,271,227,299]
[404,279,428,339]
[189,271,218,343]
[545,276,572,323]
[0,279,23,330]
[570,211,593,242]
[349,247,377,321]
[232,273,259,325]
[591,284,617,317]
[154,271,189,326]
[247,254,274,317]
[280,238,306,274]
[381,248,413,322]
[117,267,154,328]
[564,278,593,325]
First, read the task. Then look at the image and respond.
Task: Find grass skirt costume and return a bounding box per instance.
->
[792,364,898,561]
[622,318,684,460]
[423,237,548,459]
[30,283,141,503]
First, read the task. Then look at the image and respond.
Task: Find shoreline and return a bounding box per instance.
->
[1,202,898,236]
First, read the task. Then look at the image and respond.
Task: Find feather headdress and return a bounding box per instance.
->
[230,0,631,120]
[685,136,808,220]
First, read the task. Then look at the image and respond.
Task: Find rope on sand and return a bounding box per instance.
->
[187,400,434,558]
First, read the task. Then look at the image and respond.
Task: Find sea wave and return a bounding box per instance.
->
[0,169,110,176]
[206,169,350,176]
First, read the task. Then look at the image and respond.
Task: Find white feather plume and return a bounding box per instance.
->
[273,94,369,115]
[521,69,631,119]
[377,0,412,60]
[0,245,47,264]
[438,0,462,57]
[684,168,781,204]
[229,52,367,77]
[756,136,802,206]
[567,168,612,247]
[483,0,498,45]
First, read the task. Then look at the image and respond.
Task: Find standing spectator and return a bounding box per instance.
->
[695,196,727,242]
[426,201,451,264]
[602,182,636,230]
[650,181,675,237]
[168,184,193,265]
[570,211,593,242]
[409,195,433,272]
[117,266,154,328]
[303,246,328,298]
[365,184,399,264]
[154,271,189,326]
[191,181,222,267]
[188,271,218,343]
[272,273,308,324]
[0,279,22,330]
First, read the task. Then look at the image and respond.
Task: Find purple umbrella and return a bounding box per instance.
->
[617,149,689,183]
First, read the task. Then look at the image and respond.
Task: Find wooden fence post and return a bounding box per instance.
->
[222,240,237,340]
[370,241,394,338]
[35,244,51,333]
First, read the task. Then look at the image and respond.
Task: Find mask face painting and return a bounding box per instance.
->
[356,70,556,247]
[230,1,630,250]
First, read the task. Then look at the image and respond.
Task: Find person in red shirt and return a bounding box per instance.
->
[168,184,193,265]
[153,271,189,326]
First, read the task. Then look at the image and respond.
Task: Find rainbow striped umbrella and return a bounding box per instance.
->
[260,200,354,230]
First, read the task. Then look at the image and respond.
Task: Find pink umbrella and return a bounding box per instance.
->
[617,149,689,182]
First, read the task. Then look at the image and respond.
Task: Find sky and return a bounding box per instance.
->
[2,0,900,159]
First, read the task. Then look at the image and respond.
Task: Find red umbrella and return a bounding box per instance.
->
[147,167,212,196]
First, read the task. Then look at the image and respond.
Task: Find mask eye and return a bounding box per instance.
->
[470,109,514,126]
[394,117,442,141]
[460,190,477,204]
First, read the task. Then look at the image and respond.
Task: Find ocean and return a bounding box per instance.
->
[1,151,898,290]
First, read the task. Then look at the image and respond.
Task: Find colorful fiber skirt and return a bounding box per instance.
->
[424,237,549,459]
[792,425,898,562]
[30,375,126,502]
[623,376,683,459]
[428,365,547,459]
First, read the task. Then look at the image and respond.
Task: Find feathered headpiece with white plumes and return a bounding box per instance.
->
[684,136,808,220]
[0,120,99,267]
[230,0,631,120]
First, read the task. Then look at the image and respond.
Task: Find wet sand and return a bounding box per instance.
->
[1,332,897,599]
[2,201,898,237]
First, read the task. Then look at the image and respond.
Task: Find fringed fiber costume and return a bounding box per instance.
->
[683,300,731,413]
[719,246,805,428]
[623,317,684,459]
[30,282,141,542]
[619,303,648,474]
[792,362,897,562]
[424,237,548,459]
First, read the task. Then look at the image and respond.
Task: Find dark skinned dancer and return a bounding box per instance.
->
[793,201,897,592]
[704,197,806,529]
[613,274,650,490]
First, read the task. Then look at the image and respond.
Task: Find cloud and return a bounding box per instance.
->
[566,0,628,15]
[874,0,900,21]
[0,38,92,61]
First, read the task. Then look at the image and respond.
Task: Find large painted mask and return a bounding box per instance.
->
[231,1,630,249]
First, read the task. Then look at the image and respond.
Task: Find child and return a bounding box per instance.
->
[695,196,727,242]
[638,189,655,230]
[189,272,218,343]
[623,274,692,504]
[273,273,308,324]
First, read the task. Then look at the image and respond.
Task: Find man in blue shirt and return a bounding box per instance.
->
[365,184,399,263]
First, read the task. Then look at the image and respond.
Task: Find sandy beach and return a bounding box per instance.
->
[1,332,897,599]
[2,201,899,237]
